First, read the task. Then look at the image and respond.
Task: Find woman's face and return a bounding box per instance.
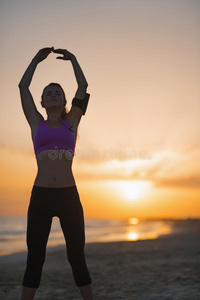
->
[43,86,65,108]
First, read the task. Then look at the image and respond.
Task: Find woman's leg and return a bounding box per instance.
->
[21,186,52,299]
[78,284,95,300]
[21,287,37,300]
[58,186,94,299]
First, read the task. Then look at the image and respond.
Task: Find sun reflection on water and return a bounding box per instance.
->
[125,217,172,242]
[126,232,139,241]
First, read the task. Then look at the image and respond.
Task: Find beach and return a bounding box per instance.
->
[0,220,200,300]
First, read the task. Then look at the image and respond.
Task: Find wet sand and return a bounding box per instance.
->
[0,220,200,300]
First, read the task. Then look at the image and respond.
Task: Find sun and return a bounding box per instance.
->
[124,182,141,200]
[114,180,151,201]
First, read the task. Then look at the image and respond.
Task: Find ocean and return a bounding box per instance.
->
[0,216,192,256]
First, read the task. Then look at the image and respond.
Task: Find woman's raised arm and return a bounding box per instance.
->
[53,48,89,124]
[18,47,53,126]
[53,48,88,99]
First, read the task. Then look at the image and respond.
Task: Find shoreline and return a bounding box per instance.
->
[0,233,178,263]
[1,217,199,259]
[1,217,200,257]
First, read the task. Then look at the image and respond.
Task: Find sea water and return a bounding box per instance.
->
[0,216,176,256]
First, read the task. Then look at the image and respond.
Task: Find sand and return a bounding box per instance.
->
[0,220,200,300]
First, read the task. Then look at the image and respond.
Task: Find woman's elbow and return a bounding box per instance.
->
[83,81,88,88]
[18,82,28,89]
[78,82,88,91]
[18,81,23,88]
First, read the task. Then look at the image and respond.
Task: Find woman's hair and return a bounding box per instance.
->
[41,83,68,119]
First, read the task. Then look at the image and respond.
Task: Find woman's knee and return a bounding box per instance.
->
[27,247,46,268]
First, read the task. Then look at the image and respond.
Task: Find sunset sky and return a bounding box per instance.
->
[0,0,200,219]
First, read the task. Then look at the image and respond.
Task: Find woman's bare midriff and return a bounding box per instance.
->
[33,149,76,188]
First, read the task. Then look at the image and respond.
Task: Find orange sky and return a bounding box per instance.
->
[0,0,200,219]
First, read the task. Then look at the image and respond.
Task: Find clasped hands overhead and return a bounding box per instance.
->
[34,47,75,63]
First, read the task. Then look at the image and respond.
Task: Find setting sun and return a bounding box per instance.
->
[113,180,152,201]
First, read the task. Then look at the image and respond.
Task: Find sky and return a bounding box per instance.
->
[0,0,200,219]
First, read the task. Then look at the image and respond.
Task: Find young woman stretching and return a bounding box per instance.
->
[19,47,94,300]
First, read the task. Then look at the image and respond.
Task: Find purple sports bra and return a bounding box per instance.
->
[33,119,76,156]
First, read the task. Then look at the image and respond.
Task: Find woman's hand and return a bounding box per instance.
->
[33,47,54,63]
[53,48,75,61]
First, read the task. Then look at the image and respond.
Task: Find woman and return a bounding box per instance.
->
[19,47,94,300]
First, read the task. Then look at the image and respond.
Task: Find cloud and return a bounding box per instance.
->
[154,176,200,189]
[2,143,199,190]
[74,147,200,189]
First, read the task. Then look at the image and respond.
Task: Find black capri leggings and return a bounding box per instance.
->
[22,185,92,288]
